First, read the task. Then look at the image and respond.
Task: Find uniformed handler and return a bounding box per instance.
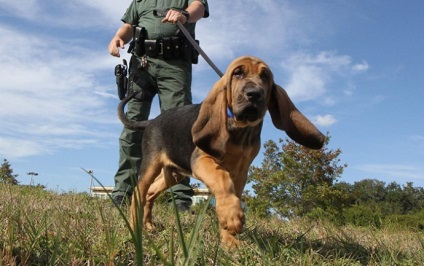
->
[108,0,209,210]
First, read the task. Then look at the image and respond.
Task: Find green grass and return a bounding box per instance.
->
[1,183,423,265]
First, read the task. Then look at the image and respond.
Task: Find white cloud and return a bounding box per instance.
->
[283,63,327,101]
[352,61,369,72]
[0,0,40,19]
[196,0,306,61]
[0,137,45,158]
[0,25,119,159]
[313,114,337,127]
[357,164,423,180]
[281,51,369,102]
[0,0,127,30]
[73,0,129,19]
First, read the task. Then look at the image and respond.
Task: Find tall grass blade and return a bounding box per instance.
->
[185,197,212,265]
[81,168,144,265]
[169,189,189,259]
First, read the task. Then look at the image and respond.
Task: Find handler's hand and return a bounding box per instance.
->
[108,37,125,58]
[162,9,188,24]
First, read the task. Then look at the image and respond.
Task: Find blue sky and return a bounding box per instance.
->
[1,0,423,193]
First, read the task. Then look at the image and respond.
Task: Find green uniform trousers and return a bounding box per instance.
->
[112,55,194,204]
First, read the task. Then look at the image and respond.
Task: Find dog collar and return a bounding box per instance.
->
[227,108,234,118]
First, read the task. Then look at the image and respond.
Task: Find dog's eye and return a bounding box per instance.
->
[260,70,270,81]
[233,67,244,78]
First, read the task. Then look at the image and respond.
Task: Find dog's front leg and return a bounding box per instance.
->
[216,193,244,247]
[192,154,245,247]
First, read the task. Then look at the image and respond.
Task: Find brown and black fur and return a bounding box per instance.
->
[118,56,326,247]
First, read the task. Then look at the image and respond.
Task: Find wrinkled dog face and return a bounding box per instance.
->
[228,57,273,127]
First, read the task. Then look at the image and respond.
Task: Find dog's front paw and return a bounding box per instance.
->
[220,228,240,248]
[143,221,155,231]
[216,195,245,240]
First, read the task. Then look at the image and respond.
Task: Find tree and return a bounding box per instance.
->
[351,179,387,204]
[0,159,19,185]
[338,179,424,226]
[244,140,283,217]
[247,134,348,219]
[399,182,424,214]
[349,179,424,216]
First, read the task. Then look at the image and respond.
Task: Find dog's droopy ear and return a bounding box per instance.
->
[268,84,325,149]
[192,79,229,160]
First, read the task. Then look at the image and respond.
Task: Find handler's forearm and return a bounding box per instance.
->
[186,1,206,23]
[115,23,134,44]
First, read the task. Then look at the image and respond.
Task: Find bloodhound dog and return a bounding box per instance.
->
[118,56,325,247]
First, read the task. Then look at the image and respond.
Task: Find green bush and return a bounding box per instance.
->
[343,205,383,227]
[385,210,424,230]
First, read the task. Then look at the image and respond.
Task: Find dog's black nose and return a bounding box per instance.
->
[245,88,263,103]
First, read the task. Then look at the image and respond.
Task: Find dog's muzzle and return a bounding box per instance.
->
[244,87,264,104]
[233,90,266,122]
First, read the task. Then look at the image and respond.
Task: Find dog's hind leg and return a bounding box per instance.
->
[134,165,187,231]
[130,161,162,231]
[145,168,186,203]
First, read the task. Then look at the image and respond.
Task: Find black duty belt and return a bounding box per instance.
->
[144,37,184,59]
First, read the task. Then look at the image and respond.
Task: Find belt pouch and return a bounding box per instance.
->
[172,37,183,59]
[145,40,159,57]
[191,40,200,64]
[162,37,173,59]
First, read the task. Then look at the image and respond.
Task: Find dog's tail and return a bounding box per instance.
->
[117,92,150,131]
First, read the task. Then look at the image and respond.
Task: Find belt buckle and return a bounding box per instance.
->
[158,42,163,55]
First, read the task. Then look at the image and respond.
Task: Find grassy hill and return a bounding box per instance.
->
[1,183,423,265]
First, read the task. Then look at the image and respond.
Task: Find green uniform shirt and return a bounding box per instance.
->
[122,0,209,40]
